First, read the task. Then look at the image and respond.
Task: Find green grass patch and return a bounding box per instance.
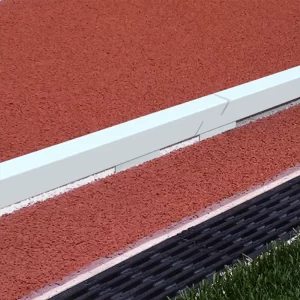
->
[170,235,300,300]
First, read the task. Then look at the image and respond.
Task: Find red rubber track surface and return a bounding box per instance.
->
[1,0,300,161]
[1,105,300,300]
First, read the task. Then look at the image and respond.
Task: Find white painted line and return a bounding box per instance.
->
[23,166,300,300]
[1,66,300,210]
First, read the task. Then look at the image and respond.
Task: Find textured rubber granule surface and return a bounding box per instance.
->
[1,105,300,300]
[1,0,300,161]
[52,176,300,300]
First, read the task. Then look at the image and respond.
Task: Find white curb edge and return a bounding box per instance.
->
[1,66,300,209]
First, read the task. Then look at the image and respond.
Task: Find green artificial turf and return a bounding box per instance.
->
[170,234,300,300]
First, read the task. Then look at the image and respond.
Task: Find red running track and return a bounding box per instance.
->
[1,0,300,161]
[1,105,300,300]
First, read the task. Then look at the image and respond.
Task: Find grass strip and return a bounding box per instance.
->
[170,235,300,300]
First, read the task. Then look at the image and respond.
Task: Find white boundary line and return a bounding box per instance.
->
[1,66,300,209]
[23,166,300,300]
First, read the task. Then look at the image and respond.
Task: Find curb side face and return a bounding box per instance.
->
[214,66,300,125]
[219,78,300,123]
[216,66,300,100]
[0,96,226,209]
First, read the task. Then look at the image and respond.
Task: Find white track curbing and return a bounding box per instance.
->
[0,66,300,209]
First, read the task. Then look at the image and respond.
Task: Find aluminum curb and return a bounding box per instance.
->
[1,66,299,209]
